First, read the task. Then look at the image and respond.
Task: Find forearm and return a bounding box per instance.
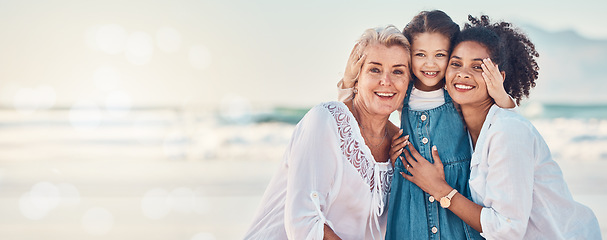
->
[323,224,342,240]
[493,92,515,109]
[448,193,484,233]
[429,184,483,233]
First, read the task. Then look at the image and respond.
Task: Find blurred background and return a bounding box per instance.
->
[0,0,606,239]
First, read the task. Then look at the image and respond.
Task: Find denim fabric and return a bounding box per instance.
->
[386,83,483,240]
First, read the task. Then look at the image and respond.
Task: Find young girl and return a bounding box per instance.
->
[400,15,601,239]
[339,10,514,239]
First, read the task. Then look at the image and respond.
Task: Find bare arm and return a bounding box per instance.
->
[400,143,484,232]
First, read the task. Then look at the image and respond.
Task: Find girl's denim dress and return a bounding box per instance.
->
[386,84,483,240]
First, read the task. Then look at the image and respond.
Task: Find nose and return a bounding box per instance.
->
[455,68,472,79]
[424,57,437,67]
[379,72,392,85]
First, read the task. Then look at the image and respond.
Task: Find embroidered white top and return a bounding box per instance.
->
[244,101,393,240]
[469,105,601,239]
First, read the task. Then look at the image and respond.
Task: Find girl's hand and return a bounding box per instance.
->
[389,130,408,166]
[341,43,366,89]
[481,58,515,108]
[400,143,451,198]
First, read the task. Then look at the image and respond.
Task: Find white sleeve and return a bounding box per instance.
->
[479,119,535,239]
[336,79,354,102]
[284,106,342,240]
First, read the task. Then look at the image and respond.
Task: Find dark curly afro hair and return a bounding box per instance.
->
[456,15,540,105]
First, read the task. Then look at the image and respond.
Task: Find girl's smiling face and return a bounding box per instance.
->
[445,41,493,106]
[410,32,450,91]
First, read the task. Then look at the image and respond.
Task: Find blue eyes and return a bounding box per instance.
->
[369,68,404,75]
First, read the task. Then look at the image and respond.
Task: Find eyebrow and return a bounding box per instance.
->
[369,62,407,68]
[450,56,483,62]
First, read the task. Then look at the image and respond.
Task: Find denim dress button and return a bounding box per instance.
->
[420,115,427,121]
[422,137,429,144]
[429,196,435,202]
[431,226,438,234]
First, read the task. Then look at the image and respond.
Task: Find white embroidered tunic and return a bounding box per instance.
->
[244,101,393,240]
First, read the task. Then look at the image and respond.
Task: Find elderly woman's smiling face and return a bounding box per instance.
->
[355,43,410,116]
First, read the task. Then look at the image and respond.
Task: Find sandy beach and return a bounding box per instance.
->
[0,108,605,239]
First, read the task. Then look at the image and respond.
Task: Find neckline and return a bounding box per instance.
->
[335,101,391,165]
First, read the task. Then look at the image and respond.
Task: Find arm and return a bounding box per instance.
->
[401,124,535,239]
[482,58,516,109]
[399,144,484,232]
[284,106,343,239]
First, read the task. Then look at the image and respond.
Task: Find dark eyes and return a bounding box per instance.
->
[436,53,446,57]
[393,69,404,75]
[370,68,380,73]
[414,53,425,57]
[450,62,461,67]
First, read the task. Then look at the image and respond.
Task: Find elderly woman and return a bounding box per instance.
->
[244,25,410,240]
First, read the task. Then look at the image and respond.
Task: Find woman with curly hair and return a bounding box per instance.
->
[397,15,601,239]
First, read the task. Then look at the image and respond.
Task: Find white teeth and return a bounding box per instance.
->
[455,84,473,90]
[424,71,437,76]
[376,92,395,97]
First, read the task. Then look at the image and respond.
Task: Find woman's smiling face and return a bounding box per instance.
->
[445,41,492,106]
[355,43,410,116]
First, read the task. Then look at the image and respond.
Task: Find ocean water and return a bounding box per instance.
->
[0,103,605,239]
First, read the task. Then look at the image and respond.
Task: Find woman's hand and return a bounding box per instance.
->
[341,43,366,89]
[389,130,408,166]
[481,58,515,108]
[400,143,452,198]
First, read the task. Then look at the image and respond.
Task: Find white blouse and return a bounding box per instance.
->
[469,105,601,239]
[244,101,393,240]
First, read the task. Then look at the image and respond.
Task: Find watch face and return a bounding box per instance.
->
[440,198,450,208]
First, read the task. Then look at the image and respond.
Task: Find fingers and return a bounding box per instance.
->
[431,145,443,167]
[405,141,429,165]
[482,58,503,85]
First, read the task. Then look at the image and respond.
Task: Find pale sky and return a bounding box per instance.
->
[0,0,605,110]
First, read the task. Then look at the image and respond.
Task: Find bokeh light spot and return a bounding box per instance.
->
[82,207,114,235]
[156,26,182,53]
[57,183,81,207]
[141,188,171,220]
[125,31,154,65]
[19,192,48,220]
[95,24,127,55]
[167,187,195,214]
[13,88,39,114]
[188,45,211,70]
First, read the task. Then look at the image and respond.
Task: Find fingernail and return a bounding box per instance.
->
[432,145,437,151]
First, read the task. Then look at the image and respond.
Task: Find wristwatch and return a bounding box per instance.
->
[439,189,458,208]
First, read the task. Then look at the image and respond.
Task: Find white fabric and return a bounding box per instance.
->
[468,105,601,240]
[408,86,445,111]
[244,101,393,240]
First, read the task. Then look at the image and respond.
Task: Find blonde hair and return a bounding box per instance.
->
[355,25,411,60]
